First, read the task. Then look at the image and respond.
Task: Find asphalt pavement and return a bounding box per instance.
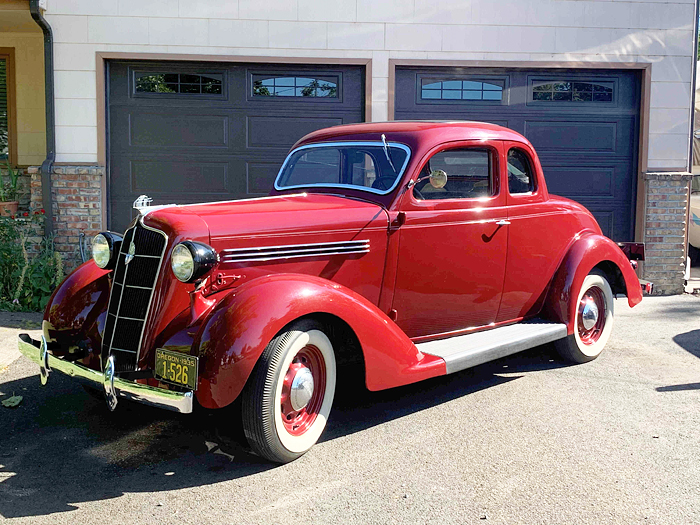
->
[1,295,699,524]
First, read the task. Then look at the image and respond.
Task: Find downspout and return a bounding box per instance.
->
[29,0,54,236]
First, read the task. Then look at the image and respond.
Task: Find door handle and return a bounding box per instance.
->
[496,220,511,226]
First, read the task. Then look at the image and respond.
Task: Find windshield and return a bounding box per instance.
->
[275,141,411,195]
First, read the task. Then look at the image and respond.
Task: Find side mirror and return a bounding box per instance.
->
[429,169,447,189]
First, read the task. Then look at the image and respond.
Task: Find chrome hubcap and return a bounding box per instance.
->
[289,366,314,411]
[580,298,599,330]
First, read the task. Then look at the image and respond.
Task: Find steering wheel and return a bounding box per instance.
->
[371,176,397,191]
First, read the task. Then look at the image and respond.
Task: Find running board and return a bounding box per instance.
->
[416,321,568,374]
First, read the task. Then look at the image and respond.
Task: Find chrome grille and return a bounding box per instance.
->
[102,221,167,373]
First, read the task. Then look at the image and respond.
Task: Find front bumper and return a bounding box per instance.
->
[18,334,193,414]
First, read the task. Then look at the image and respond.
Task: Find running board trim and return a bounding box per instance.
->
[416,321,568,374]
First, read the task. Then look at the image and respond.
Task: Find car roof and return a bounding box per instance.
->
[293,120,532,150]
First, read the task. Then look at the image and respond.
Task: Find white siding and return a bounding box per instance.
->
[45,0,696,168]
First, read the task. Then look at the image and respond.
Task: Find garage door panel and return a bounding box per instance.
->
[395,66,639,241]
[246,115,344,148]
[247,162,282,195]
[128,113,229,149]
[108,60,364,231]
[130,160,229,195]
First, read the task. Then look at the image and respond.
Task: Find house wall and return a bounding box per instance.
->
[44,0,696,169]
[0,31,45,166]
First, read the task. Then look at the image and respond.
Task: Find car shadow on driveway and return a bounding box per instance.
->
[655,329,700,392]
[0,344,567,518]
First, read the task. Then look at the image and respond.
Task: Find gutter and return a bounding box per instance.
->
[29,0,54,236]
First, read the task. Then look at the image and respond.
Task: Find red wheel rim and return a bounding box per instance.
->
[280,345,326,436]
[578,286,606,345]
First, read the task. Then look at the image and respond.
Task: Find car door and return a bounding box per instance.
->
[496,142,570,323]
[390,141,508,340]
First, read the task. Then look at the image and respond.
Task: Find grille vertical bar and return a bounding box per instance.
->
[102,220,167,373]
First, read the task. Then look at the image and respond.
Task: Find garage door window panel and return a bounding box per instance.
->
[418,76,507,105]
[414,148,495,201]
[531,80,615,104]
[252,74,339,99]
[134,71,224,97]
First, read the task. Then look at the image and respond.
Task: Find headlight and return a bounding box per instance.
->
[92,232,123,270]
[171,241,218,283]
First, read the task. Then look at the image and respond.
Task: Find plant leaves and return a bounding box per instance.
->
[2,395,23,408]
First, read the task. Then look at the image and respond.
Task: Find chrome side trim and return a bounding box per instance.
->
[274,141,412,196]
[221,240,370,263]
[18,334,193,414]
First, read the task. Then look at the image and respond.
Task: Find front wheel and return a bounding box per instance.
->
[241,319,336,463]
[554,270,614,364]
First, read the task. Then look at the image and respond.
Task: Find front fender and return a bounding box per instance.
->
[194,274,446,409]
[545,233,643,333]
[43,260,111,370]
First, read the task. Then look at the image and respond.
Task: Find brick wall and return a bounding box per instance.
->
[643,172,692,295]
[28,166,105,271]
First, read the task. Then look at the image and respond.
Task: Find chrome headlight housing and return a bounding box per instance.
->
[92,232,123,270]
[171,241,218,283]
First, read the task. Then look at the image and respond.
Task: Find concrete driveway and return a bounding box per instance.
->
[1,295,699,524]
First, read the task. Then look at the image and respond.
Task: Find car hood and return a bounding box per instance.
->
[143,193,388,245]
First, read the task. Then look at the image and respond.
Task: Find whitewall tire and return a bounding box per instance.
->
[241,319,336,463]
[554,270,614,364]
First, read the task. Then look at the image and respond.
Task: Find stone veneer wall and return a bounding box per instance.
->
[643,172,692,295]
[28,166,105,271]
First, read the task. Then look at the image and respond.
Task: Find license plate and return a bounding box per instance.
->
[155,349,198,390]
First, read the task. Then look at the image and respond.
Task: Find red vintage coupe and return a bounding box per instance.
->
[19,121,648,463]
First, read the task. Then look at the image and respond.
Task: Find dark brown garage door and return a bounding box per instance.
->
[395,67,641,241]
[108,61,365,231]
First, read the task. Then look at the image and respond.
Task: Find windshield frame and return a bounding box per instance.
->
[274,141,412,196]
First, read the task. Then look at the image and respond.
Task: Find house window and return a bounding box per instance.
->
[252,75,338,98]
[532,81,614,102]
[0,57,9,161]
[421,79,504,101]
[134,72,223,95]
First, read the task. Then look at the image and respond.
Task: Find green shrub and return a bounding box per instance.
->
[0,211,64,312]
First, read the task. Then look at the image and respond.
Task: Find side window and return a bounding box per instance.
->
[507,148,535,194]
[413,148,492,201]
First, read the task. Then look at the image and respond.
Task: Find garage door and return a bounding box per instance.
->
[395,67,640,241]
[108,61,365,231]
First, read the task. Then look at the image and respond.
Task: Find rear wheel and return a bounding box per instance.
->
[241,319,336,463]
[554,270,614,363]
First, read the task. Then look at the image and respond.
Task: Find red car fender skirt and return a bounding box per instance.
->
[193,273,446,410]
[544,233,644,334]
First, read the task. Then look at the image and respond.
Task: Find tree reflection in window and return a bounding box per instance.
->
[421,79,503,101]
[135,72,223,94]
[532,81,613,102]
[252,75,338,98]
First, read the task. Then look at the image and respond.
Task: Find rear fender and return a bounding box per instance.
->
[544,233,643,334]
[194,273,446,409]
